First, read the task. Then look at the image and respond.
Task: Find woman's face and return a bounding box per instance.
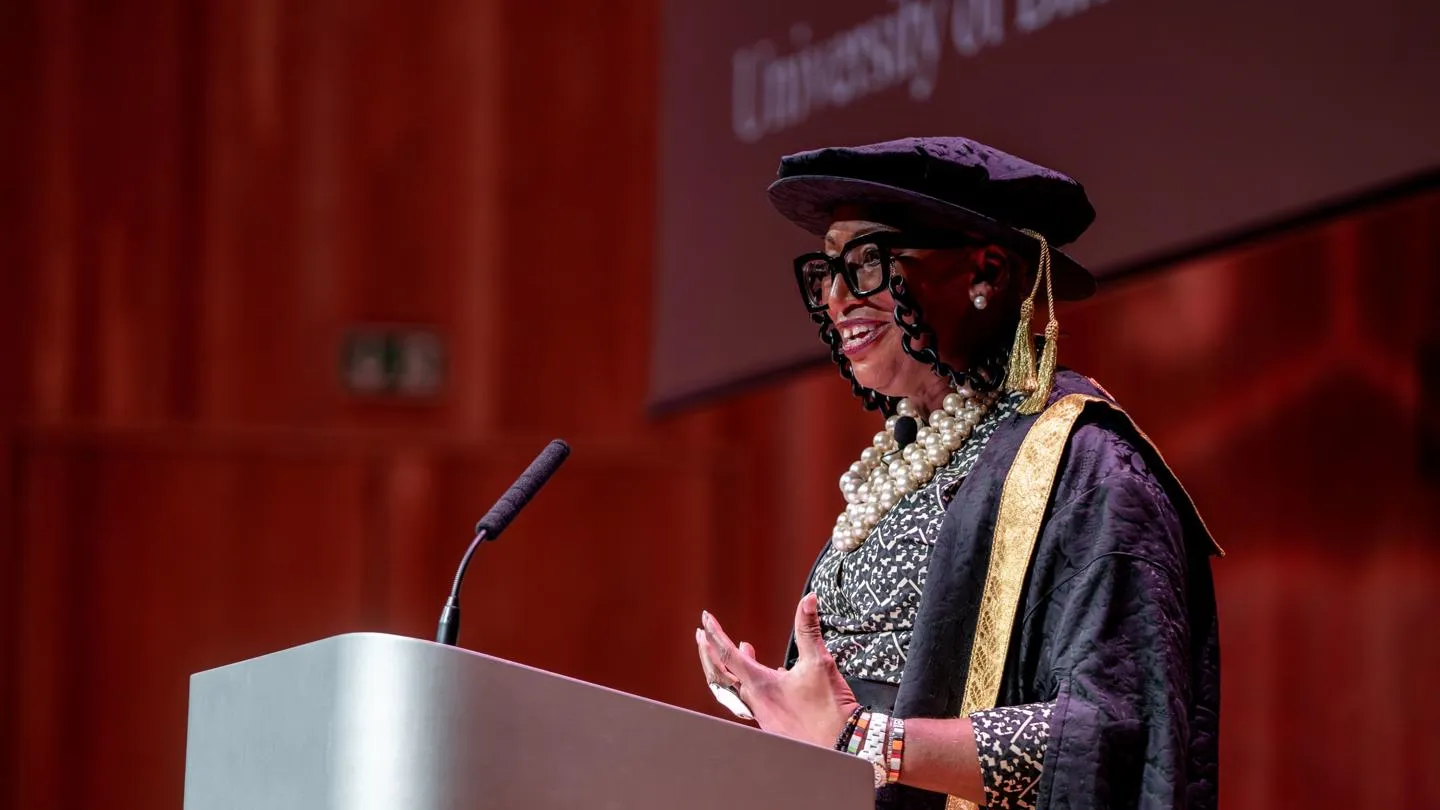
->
[820,218,1002,402]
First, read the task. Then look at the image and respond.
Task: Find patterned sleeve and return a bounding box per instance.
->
[969,701,1054,809]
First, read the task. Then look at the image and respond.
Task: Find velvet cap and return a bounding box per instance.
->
[767,136,1097,300]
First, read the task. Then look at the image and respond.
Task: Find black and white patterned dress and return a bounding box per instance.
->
[813,395,1017,683]
[970,701,1053,809]
[814,394,1053,808]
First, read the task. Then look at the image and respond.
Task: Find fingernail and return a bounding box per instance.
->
[695,628,704,643]
[701,610,711,627]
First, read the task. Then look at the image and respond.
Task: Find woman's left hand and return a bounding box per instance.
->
[696,592,861,748]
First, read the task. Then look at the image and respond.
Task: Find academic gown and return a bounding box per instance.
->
[786,371,1222,810]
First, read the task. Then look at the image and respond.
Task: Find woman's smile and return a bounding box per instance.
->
[836,318,891,357]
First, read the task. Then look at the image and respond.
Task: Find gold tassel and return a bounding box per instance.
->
[1004,295,1036,397]
[1012,229,1059,415]
[1019,319,1059,414]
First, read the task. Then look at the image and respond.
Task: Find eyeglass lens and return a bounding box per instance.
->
[799,241,888,308]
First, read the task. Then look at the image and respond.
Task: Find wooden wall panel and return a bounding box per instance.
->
[191,0,509,432]
[5,430,733,810]
[8,433,378,809]
[1,3,44,804]
[3,0,1439,808]
[498,0,660,436]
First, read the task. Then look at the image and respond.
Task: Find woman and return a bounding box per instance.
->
[696,137,1222,810]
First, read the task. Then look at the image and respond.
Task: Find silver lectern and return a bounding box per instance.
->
[183,632,873,809]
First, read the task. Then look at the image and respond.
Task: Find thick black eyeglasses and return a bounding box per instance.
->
[792,231,978,313]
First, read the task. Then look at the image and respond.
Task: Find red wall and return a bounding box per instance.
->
[2,2,1437,808]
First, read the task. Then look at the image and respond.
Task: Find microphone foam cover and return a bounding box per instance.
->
[893,417,919,449]
[474,440,571,539]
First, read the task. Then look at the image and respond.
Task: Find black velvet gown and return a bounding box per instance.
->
[785,370,1222,810]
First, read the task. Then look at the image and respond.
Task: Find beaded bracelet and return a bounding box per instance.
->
[846,710,873,755]
[885,717,906,784]
[833,706,866,752]
[836,708,905,789]
[858,711,889,761]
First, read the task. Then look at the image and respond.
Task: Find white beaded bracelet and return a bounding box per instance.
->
[856,711,890,788]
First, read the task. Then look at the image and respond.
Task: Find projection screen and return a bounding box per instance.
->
[652,0,1440,411]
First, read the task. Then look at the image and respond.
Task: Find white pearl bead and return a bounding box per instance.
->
[828,392,1004,555]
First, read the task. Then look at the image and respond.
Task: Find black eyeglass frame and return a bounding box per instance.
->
[791,231,983,313]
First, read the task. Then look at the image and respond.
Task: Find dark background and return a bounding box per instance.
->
[654,0,1440,408]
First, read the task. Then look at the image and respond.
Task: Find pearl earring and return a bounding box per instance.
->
[973,294,988,310]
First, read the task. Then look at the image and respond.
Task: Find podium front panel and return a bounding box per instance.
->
[184,632,874,810]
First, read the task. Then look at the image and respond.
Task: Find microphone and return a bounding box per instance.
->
[881,416,918,466]
[893,416,919,451]
[436,439,572,646]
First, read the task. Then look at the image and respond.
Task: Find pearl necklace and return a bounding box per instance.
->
[831,388,995,552]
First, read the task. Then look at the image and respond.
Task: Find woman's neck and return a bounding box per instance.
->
[904,373,959,417]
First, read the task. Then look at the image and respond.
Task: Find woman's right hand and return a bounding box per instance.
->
[696,593,860,749]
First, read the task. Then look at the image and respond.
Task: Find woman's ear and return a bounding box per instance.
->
[971,243,1020,300]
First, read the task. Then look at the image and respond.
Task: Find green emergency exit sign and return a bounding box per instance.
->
[340,326,446,397]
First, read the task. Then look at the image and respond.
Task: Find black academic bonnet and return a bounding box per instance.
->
[767,136,1097,301]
